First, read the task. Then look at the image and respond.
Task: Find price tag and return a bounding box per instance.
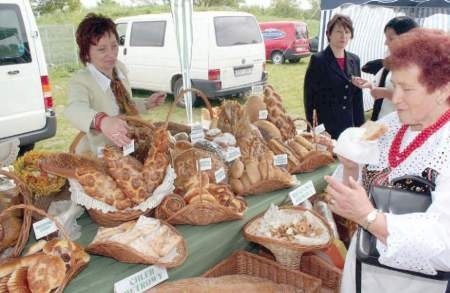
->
[198,158,212,171]
[273,154,288,166]
[314,124,326,134]
[258,109,268,120]
[123,140,135,156]
[33,218,58,240]
[190,122,204,143]
[215,167,226,183]
[97,146,105,158]
[251,84,264,96]
[114,265,168,293]
[225,147,241,162]
[289,180,317,206]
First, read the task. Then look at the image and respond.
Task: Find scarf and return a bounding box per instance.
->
[110,67,139,116]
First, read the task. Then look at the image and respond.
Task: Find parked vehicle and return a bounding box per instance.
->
[0,0,56,154]
[116,11,267,106]
[259,21,310,64]
[309,35,319,53]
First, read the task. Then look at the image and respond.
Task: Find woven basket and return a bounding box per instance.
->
[87,218,187,267]
[259,247,342,293]
[203,250,321,293]
[155,193,245,225]
[87,208,150,227]
[0,204,89,293]
[243,206,333,270]
[0,170,32,258]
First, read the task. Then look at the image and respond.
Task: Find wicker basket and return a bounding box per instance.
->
[203,250,322,293]
[0,170,32,258]
[0,204,89,293]
[243,206,333,270]
[87,208,150,227]
[258,247,342,293]
[87,218,187,267]
[155,193,245,225]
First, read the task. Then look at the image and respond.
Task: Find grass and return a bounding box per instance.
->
[35,59,310,152]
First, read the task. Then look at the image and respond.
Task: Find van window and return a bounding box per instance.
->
[0,4,31,66]
[130,21,166,47]
[295,25,308,39]
[214,16,262,47]
[116,23,127,46]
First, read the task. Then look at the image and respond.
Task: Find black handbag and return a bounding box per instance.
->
[355,175,450,284]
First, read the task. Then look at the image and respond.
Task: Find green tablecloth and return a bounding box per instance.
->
[62,164,336,292]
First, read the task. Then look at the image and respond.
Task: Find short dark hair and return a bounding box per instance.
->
[384,16,419,35]
[76,13,119,65]
[326,14,354,41]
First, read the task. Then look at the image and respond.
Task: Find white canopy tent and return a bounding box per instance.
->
[318,0,450,110]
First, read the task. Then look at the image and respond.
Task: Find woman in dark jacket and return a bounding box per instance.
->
[304,14,364,139]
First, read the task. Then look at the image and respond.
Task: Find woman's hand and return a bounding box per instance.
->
[146,92,166,109]
[324,176,374,225]
[351,76,373,90]
[100,116,131,147]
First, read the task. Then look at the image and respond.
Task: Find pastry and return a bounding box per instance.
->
[361,121,389,140]
[27,255,66,293]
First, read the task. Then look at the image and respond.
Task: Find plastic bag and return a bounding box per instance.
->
[333,127,380,164]
[48,200,84,241]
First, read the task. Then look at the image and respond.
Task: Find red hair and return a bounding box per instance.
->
[384,28,450,93]
[76,13,119,65]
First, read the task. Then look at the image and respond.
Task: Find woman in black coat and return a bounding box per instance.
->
[304,14,364,139]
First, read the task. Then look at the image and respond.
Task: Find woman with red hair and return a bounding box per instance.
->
[326,28,450,292]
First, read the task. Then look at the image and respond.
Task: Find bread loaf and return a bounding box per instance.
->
[244,96,267,123]
[253,120,282,141]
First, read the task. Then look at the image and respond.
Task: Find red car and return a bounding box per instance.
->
[259,21,310,64]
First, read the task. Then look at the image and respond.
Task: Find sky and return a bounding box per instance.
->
[80,0,312,9]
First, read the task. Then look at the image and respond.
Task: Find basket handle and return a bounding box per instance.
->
[165,88,214,129]
[0,204,70,241]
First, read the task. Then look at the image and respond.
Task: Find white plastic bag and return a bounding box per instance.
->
[333,127,380,165]
[48,200,84,240]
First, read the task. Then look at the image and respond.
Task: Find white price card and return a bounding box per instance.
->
[251,84,264,96]
[226,147,241,162]
[114,265,168,293]
[273,154,288,166]
[314,124,326,135]
[97,146,105,158]
[33,218,58,240]
[198,158,212,171]
[215,167,226,183]
[190,122,205,143]
[123,140,135,156]
[289,180,317,206]
[258,109,269,120]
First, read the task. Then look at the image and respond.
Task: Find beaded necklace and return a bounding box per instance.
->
[388,109,450,168]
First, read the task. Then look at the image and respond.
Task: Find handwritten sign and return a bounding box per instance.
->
[198,158,212,171]
[273,154,288,166]
[215,167,226,183]
[123,140,135,156]
[190,123,205,143]
[225,147,241,162]
[258,109,268,120]
[33,218,58,240]
[114,265,168,293]
[289,180,316,206]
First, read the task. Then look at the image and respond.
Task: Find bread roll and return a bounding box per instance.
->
[230,160,244,179]
[287,140,309,159]
[294,135,314,151]
[253,120,282,141]
[244,160,261,185]
[229,178,244,195]
[361,121,389,140]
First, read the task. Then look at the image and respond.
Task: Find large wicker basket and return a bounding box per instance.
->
[87,218,187,268]
[155,193,245,226]
[259,247,342,293]
[0,204,89,293]
[0,170,32,258]
[243,206,333,270]
[203,250,322,293]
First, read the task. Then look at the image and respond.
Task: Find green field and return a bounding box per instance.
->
[35,60,310,152]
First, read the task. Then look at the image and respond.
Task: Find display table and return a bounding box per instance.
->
[58,164,336,292]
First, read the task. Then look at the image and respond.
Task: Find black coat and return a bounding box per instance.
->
[304,46,365,139]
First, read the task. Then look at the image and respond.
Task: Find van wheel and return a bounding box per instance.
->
[18,143,35,157]
[173,78,200,108]
[289,58,300,63]
[271,52,284,64]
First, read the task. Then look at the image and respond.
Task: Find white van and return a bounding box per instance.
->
[0,0,55,153]
[116,11,267,105]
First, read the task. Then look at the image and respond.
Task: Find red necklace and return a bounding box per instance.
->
[389,109,450,168]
